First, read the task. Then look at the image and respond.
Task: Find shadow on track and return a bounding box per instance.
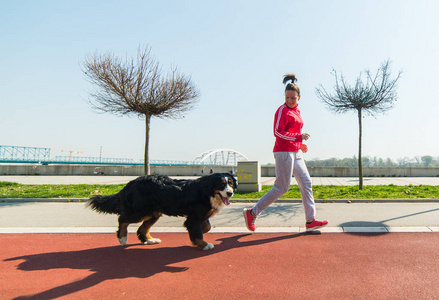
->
[340,207,439,236]
[5,232,308,299]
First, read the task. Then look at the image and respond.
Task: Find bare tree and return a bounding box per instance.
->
[82,46,199,175]
[315,59,402,189]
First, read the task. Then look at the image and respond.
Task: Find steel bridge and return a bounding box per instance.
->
[0,145,51,163]
[193,149,248,166]
[0,146,248,166]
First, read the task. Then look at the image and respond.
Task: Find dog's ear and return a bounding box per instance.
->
[228,174,237,190]
[201,175,218,197]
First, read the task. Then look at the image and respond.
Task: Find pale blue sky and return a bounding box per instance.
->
[1,0,438,164]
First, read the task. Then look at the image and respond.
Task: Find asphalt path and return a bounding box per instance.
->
[1,202,438,234]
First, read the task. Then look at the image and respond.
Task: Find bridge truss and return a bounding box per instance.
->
[193,149,248,166]
[1,145,249,166]
[0,145,51,163]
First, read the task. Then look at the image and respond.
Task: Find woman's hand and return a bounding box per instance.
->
[301,133,310,141]
[300,144,308,153]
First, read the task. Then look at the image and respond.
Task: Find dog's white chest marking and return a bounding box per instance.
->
[210,194,223,210]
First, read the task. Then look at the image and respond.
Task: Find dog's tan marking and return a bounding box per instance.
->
[194,238,208,250]
[202,220,211,233]
[118,223,129,238]
[193,239,214,250]
[205,194,224,223]
[137,215,161,244]
[205,208,216,219]
[141,216,152,222]
[117,223,130,246]
[210,193,223,210]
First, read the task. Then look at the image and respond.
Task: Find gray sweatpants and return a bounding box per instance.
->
[252,152,316,221]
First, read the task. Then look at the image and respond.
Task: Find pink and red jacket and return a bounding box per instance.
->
[273,103,303,152]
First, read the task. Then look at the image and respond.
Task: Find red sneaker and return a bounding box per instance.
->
[306,219,328,232]
[243,208,256,232]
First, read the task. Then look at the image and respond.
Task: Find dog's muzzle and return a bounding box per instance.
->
[219,191,233,206]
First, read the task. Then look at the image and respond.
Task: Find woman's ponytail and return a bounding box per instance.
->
[283,73,300,95]
[283,73,297,85]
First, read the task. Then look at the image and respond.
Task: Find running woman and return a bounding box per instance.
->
[243,74,328,232]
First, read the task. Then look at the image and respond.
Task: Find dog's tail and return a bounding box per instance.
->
[86,194,121,214]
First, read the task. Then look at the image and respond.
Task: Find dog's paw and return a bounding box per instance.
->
[144,238,161,245]
[118,235,128,246]
[202,243,214,251]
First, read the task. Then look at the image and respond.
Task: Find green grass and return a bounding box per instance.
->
[0,182,125,199]
[1,181,438,199]
[235,184,439,199]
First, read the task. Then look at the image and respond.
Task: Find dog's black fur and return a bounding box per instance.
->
[87,173,237,250]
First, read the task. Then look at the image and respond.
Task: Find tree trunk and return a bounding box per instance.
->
[144,114,151,175]
[357,109,363,190]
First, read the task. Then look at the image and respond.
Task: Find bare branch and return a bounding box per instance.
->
[81,45,200,174]
[315,59,402,190]
[316,59,401,117]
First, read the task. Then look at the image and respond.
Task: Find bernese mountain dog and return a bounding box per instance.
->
[87,173,237,250]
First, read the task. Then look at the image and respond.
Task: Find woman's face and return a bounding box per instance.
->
[285,90,300,108]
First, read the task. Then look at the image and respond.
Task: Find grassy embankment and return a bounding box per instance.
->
[1,181,438,200]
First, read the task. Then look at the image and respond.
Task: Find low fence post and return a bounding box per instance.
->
[237,161,262,193]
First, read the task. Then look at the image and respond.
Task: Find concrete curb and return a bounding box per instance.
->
[1,226,438,234]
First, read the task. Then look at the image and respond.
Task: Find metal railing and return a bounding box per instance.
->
[0,146,232,166]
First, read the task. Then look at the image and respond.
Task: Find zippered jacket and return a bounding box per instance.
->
[273,103,303,152]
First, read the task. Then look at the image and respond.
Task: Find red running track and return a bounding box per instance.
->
[1,232,438,299]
